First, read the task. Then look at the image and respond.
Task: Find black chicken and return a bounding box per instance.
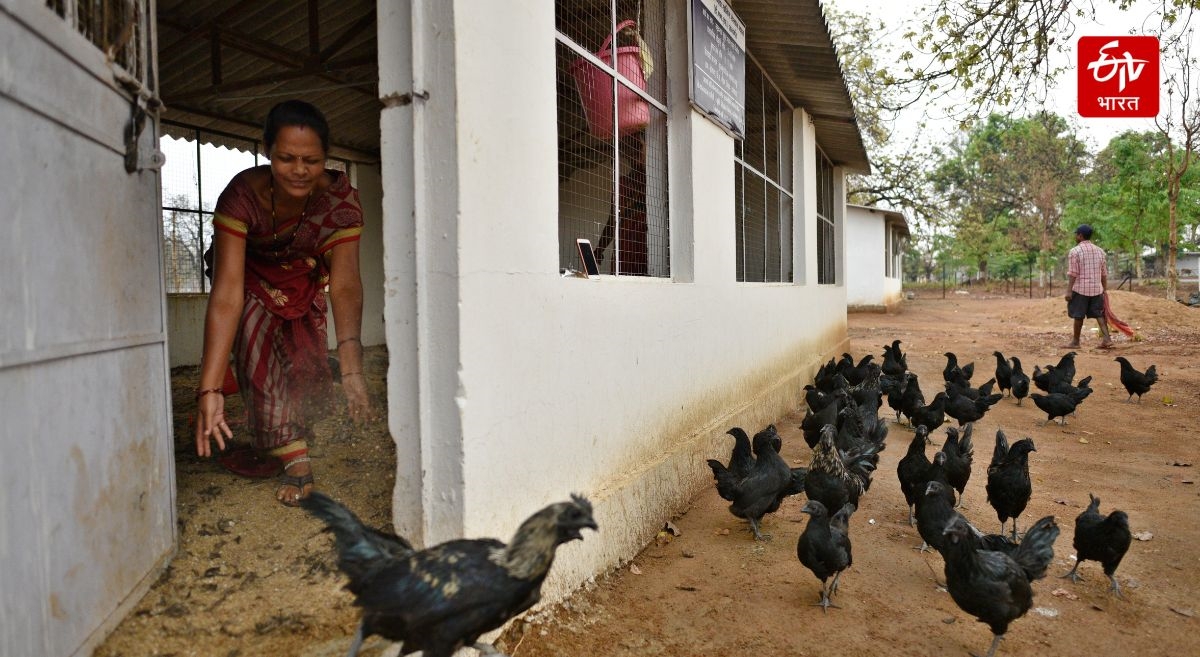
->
[806,425,879,514]
[897,372,926,425]
[945,387,1001,426]
[910,391,948,433]
[1029,391,1084,425]
[915,478,958,553]
[1115,356,1158,403]
[992,352,1013,397]
[882,339,908,377]
[1061,493,1132,598]
[897,425,933,526]
[841,354,877,387]
[301,492,597,657]
[1009,357,1030,406]
[802,398,841,449]
[942,424,975,508]
[707,427,754,502]
[942,515,1060,657]
[943,351,974,383]
[797,500,855,612]
[985,431,1036,540]
[723,426,805,540]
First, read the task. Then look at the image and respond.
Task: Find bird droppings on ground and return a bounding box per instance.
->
[1133,531,1154,541]
[1034,607,1059,618]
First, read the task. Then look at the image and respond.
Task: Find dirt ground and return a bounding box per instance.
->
[97,289,1200,657]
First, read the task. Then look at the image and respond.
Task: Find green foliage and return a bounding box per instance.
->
[929,112,1087,276]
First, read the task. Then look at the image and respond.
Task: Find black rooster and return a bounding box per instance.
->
[942,515,1060,657]
[1008,357,1030,406]
[1115,357,1158,403]
[1061,493,1132,598]
[985,431,1035,540]
[707,427,754,501]
[722,426,805,540]
[992,352,1013,397]
[797,500,855,612]
[942,424,975,508]
[302,492,597,657]
[896,425,933,526]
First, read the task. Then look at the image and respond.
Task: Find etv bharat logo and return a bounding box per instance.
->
[1078,36,1159,118]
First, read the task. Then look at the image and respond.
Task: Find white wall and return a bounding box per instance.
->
[380,0,851,599]
[164,163,387,368]
[0,4,175,655]
[845,206,886,307]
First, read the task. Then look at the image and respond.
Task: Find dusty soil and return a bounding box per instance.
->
[97,290,1200,657]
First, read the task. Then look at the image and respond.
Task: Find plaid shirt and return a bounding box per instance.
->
[1068,240,1107,296]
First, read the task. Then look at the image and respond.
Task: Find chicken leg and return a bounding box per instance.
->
[471,642,509,656]
[748,517,771,541]
[812,581,841,613]
[976,632,1004,657]
[1108,574,1125,599]
[1060,560,1084,584]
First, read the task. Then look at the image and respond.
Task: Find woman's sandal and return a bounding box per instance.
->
[276,461,314,507]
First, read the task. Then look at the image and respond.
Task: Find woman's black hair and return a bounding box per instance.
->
[263,100,330,154]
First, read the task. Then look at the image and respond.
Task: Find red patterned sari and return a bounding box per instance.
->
[213,166,363,451]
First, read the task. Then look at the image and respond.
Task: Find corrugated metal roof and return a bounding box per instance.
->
[734,0,871,173]
[156,0,380,161]
[155,1,868,170]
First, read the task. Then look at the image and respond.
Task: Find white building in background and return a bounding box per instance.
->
[845,204,909,311]
[0,0,869,653]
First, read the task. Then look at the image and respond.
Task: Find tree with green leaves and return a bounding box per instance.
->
[1065,131,1172,278]
[1155,29,1200,300]
[930,112,1087,281]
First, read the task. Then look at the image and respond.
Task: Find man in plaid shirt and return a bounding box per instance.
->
[1063,224,1113,348]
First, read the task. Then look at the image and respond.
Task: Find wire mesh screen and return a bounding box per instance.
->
[817,149,836,285]
[160,128,258,293]
[46,0,148,78]
[556,0,669,277]
[735,58,794,282]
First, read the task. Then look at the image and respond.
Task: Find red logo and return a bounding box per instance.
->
[1078,36,1159,117]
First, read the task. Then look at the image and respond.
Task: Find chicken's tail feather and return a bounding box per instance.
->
[301,492,414,581]
[707,459,739,501]
[1014,515,1060,581]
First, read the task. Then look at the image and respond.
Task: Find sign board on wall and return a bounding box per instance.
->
[689,0,746,138]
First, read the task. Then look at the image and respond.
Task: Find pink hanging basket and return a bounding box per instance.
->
[570,20,651,139]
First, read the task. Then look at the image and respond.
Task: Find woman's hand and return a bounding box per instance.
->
[195,391,232,457]
[342,374,371,424]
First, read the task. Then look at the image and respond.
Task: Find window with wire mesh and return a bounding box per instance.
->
[159,124,348,294]
[817,148,836,285]
[734,61,794,282]
[556,0,669,277]
[46,0,148,79]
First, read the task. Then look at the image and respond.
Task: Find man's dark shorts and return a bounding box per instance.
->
[1067,292,1104,319]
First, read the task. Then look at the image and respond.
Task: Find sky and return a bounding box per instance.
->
[828,0,1199,152]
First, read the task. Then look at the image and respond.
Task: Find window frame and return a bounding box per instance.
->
[733,54,795,283]
[816,146,836,285]
[554,2,671,278]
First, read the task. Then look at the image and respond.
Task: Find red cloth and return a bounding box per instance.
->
[1103,292,1135,337]
[214,168,363,449]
